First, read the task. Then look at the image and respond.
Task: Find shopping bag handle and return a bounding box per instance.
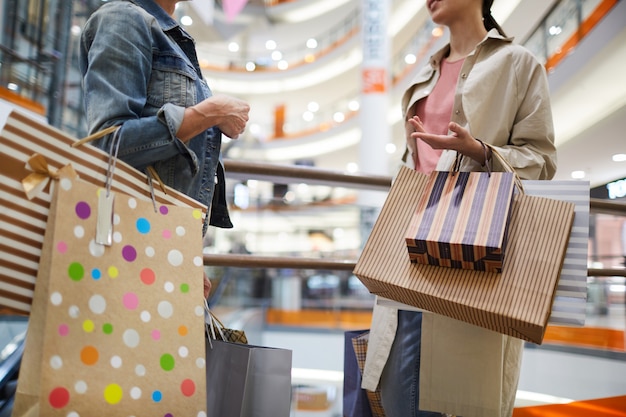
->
[486,144,526,194]
[452,145,525,194]
[72,125,120,147]
[204,300,227,348]
[73,125,165,210]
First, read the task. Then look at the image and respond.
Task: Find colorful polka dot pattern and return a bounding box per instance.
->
[39,178,207,416]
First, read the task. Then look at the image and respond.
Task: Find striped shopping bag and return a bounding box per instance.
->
[405,171,516,273]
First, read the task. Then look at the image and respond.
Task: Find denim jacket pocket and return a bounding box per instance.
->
[147,53,198,108]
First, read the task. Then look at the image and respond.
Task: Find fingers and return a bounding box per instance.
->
[203,273,211,299]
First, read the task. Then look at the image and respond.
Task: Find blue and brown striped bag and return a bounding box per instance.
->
[405,171,516,273]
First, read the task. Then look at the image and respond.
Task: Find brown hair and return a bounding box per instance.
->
[482,0,507,37]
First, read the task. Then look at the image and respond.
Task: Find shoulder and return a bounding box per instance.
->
[487,39,543,69]
[83,1,155,42]
[86,1,154,29]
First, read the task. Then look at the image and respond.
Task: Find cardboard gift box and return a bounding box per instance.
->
[354,166,576,344]
[405,171,516,273]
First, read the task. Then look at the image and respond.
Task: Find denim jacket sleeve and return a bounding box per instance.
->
[79,3,196,170]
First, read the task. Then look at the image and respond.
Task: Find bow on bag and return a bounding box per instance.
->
[21,153,78,200]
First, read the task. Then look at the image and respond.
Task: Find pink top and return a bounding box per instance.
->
[411,57,465,174]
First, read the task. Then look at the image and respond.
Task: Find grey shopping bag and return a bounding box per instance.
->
[205,339,293,417]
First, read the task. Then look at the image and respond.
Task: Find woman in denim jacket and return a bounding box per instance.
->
[362,1,556,416]
[79,0,249,235]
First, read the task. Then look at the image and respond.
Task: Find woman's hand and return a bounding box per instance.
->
[179,95,250,142]
[208,95,250,139]
[203,272,212,299]
[409,118,489,165]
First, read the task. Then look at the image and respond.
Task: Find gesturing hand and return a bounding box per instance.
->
[409,117,486,164]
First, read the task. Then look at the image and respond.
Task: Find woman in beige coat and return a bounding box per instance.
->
[361,1,556,416]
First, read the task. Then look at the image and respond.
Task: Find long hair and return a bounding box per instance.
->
[482,0,507,37]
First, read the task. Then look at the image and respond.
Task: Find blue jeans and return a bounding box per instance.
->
[380,310,444,417]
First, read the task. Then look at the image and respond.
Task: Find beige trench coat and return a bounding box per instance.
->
[361,30,557,417]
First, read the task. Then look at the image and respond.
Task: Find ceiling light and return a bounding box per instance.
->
[180,15,193,26]
[304,54,316,63]
[548,25,562,36]
[306,38,318,49]
[228,42,239,52]
[71,25,81,36]
[271,50,282,61]
[346,163,359,173]
[249,123,261,135]
[277,60,288,70]
[404,54,416,64]
[612,153,626,162]
[571,170,586,179]
[245,62,256,71]
[386,143,397,154]
[333,112,345,123]
[307,102,319,112]
[348,100,360,112]
[302,111,314,122]
[265,40,277,50]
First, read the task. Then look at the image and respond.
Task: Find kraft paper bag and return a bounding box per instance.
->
[418,314,524,417]
[354,166,576,344]
[0,110,206,315]
[13,176,207,417]
[406,171,515,273]
[205,339,293,417]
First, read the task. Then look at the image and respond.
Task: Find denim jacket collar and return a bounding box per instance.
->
[130,0,179,31]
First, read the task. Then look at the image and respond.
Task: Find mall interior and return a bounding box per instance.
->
[0,0,625,416]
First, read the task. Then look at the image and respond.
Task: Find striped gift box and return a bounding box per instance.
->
[0,108,207,315]
[405,171,516,273]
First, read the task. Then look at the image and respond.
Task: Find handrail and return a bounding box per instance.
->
[589,198,626,216]
[204,255,626,277]
[204,254,356,271]
[223,159,392,190]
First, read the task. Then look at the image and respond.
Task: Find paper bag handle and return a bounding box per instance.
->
[452,144,525,194]
[74,125,165,209]
[204,300,228,348]
[485,144,526,194]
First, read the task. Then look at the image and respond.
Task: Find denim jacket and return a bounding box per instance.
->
[79,0,232,232]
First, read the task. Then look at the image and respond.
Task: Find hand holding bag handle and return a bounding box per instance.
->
[204,300,249,346]
[481,141,526,194]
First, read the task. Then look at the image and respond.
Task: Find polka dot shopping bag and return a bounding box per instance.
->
[13,173,207,417]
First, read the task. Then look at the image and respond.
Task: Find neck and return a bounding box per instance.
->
[446,15,488,61]
[154,0,177,17]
